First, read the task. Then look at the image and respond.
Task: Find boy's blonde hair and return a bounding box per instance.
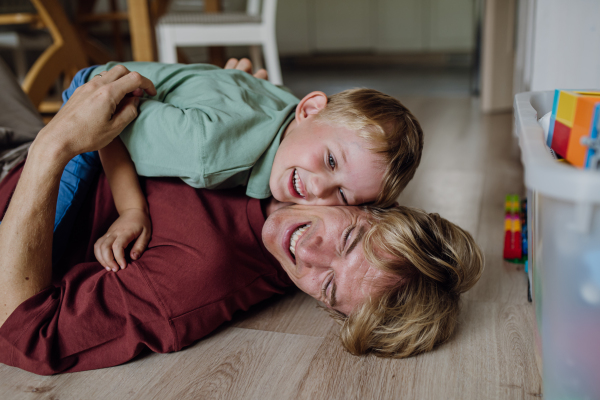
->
[315,89,423,208]
[328,206,483,358]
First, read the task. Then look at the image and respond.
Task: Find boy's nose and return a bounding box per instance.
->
[311,176,334,199]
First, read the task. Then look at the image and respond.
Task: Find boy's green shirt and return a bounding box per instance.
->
[88,62,299,199]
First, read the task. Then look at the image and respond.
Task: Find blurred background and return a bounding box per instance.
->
[1,0,598,118]
[1,2,599,397]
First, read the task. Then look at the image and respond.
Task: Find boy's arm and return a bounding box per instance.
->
[96,138,151,272]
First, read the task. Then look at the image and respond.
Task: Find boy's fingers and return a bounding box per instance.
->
[94,238,111,270]
[253,69,268,81]
[100,239,120,272]
[112,240,128,269]
[93,240,106,269]
[224,58,239,69]
[131,229,151,260]
[236,58,253,74]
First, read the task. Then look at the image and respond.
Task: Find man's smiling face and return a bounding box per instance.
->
[262,204,395,315]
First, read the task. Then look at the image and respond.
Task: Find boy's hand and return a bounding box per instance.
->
[94,208,152,272]
[224,58,269,81]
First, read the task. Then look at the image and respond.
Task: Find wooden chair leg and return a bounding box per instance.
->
[21,44,66,108]
[128,0,156,61]
[22,0,88,110]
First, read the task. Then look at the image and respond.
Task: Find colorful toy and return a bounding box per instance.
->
[503,194,522,261]
[503,195,529,263]
[503,195,530,301]
[547,90,600,169]
[521,198,528,258]
[568,97,600,169]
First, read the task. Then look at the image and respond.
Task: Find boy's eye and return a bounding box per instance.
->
[339,188,348,205]
[328,154,336,169]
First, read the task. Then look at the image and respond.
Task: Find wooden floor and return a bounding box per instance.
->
[0,95,542,398]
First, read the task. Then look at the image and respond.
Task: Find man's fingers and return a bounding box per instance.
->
[254,69,268,81]
[101,64,132,82]
[112,96,140,129]
[224,58,239,69]
[101,65,156,95]
[130,88,144,97]
[110,69,157,100]
[130,229,151,260]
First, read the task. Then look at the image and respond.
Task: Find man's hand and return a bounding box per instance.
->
[224,58,269,81]
[94,208,152,272]
[31,65,157,163]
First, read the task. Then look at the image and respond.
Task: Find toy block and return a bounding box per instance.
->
[555,91,579,126]
[547,90,560,147]
[567,97,600,168]
[551,120,571,158]
[548,90,600,162]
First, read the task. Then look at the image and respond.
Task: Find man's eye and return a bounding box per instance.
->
[343,225,353,246]
[328,154,336,169]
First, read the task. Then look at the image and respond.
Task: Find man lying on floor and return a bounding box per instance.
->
[0,59,483,374]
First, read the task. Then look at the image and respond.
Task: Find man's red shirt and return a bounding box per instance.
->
[0,163,292,374]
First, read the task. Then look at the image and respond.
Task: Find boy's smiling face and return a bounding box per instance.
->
[270,92,385,206]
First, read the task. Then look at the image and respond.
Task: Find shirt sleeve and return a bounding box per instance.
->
[87,62,298,192]
[0,260,175,375]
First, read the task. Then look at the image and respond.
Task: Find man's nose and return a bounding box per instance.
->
[295,233,332,269]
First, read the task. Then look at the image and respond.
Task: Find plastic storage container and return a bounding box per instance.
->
[514,91,600,400]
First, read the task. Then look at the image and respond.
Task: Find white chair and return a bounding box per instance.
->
[156,0,283,85]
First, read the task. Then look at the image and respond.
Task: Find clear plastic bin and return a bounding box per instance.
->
[514,91,600,400]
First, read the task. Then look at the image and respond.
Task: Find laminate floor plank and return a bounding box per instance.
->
[398,169,485,236]
[231,289,335,337]
[0,328,323,400]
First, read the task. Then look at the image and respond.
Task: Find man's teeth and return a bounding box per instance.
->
[293,170,304,197]
[290,224,310,257]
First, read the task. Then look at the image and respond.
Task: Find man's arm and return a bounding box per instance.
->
[0,65,156,326]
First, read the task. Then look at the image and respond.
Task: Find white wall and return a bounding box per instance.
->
[276,0,475,56]
[527,0,600,91]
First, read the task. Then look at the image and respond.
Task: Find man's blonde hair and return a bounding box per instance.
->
[329,206,483,358]
[315,89,423,208]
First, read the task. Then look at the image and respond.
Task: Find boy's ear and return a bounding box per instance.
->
[296,91,328,122]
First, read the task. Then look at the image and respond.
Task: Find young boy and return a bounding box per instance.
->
[59,59,423,272]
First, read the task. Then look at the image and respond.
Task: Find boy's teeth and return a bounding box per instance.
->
[293,170,304,197]
[290,224,310,257]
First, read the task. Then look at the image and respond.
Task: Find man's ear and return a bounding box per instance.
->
[295,91,328,122]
